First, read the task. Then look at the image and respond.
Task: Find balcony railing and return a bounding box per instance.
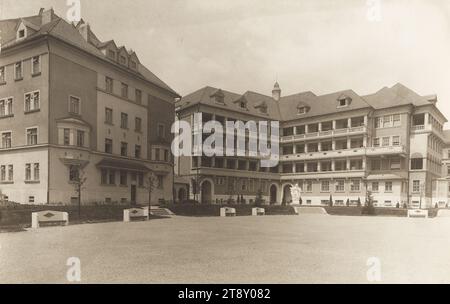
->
[281,126,367,143]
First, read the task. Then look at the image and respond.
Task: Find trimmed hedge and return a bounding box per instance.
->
[0,205,163,227]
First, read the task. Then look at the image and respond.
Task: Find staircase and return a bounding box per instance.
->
[150,206,174,217]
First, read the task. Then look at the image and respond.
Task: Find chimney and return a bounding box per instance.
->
[41,8,55,24]
[38,8,45,16]
[272,82,281,101]
[78,22,90,42]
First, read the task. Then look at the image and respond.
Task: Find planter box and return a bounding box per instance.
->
[252,208,265,216]
[123,207,149,222]
[220,207,236,217]
[407,209,429,218]
[31,210,69,229]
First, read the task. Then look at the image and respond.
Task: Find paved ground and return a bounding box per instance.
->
[1,215,450,283]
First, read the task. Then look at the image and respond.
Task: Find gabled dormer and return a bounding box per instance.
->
[16,19,39,41]
[254,101,268,114]
[98,40,118,61]
[234,96,248,110]
[337,94,352,108]
[129,51,140,71]
[210,89,225,104]
[117,47,129,67]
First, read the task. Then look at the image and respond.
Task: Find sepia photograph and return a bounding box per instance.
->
[0,0,450,290]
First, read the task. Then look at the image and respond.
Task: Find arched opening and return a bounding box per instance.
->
[270,185,278,205]
[178,188,187,203]
[201,180,212,205]
[282,184,292,205]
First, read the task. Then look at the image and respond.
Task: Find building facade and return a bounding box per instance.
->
[176,83,449,208]
[0,9,179,205]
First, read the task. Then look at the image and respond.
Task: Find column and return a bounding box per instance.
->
[304,163,308,173]
[331,160,335,171]
[332,140,336,151]
[318,142,322,152]
[347,137,351,149]
[363,136,368,147]
[293,145,297,154]
[348,118,352,129]
[305,124,309,134]
[362,158,367,170]
[364,115,368,126]
[317,162,321,172]
[346,159,351,171]
[318,122,322,132]
[292,163,296,174]
[305,143,309,153]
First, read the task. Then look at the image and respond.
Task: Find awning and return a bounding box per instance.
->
[96,158,150,172]
[366,174,406,181]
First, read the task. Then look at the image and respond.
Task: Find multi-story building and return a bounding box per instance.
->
[0,8,179,205]
[176,82,449,208]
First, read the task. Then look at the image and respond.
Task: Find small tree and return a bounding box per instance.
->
[71,165,87,219]
[144,171,157,211]
[346,198,350,207]
[255,189,264,207]
[435,203,439,209]
[362,191,376,215]
[357,197,362,207]
[329,195,333,207]
[299,197,303,206]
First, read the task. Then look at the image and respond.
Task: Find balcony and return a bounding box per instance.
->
[281,126,367,143]
[365,145,406,156]
[280,145,406,162]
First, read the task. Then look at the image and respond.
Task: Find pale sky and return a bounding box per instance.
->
[2,0,450,126]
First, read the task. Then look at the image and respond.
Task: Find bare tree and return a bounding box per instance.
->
[71,165,87,219]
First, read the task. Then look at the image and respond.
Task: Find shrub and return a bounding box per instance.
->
[346,199,350,207]
[396,203,400,209]
[362,191,376,216]
[254,190,264,207]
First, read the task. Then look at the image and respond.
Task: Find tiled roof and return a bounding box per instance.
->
[0,9,178,97]
[178,83,439,122]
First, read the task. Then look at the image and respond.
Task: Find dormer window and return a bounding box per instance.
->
[215,96,224,104]
[339,99,347,107]
[108,50,116,60]
[337,95,352,108]
[211,89,225,104]
[298,107,307,115]
[119,55,126,65]
[130,61,137,69]
[18,30,25,38]
[240,102,246,109]
[259,106,267,114]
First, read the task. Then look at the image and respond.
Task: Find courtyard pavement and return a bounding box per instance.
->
[1,215,450,283]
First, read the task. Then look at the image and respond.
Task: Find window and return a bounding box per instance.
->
[157,124,165,138]
[26,128,38,145]
[385,182,393,192]
[15,62,22,80]
[391,158,401,170]
[32,56,41,75]
[69,165,79,182]
[155,148,160,161]
[119,55,126,65]
[105,108,113,124]
[25,91,40,112]
[120,171,127,186]
[8,165,13,181]
[335,180,345,192]
[0,98,13,117]
[105,139,113,154]
[108,170,116,185]
[121,142,128,156]
[63,129,70,145]
[350,179,360,191]
[76,130,85,147]
[305,180,312,192]
[383,115,392,128]
[372,182,379,192]
[105,77,114,93]
[135,117,142,132]
[164,150,169,162]
[69,96,81,115]
[298,107,306,115]
[157,175,164,189]
[135,145,141,159]
[411,158,423,170]
[121,83,128,98]
[18,29,25,38]
[321,180,330,192]
[338,98,347,107]
[130,61,137,69]
[375,117,382,128]
[138,173,144,187]
[2,132,11,148]
[392,136,400,146]
[107,50,115,60]
[382,137,390,147]
[121,113,128,129]
[0,166,5,181]
[373,138,380,147]
[25,164,31,181]
[34,164,40,180]
[393,114,401,126]
[135,89,142,104]
[0,66,5,83]
[384,201,392,207]
[101,169,108,184]
[29,196,35,204]
[413,180,420,193]
[371,159,381,170]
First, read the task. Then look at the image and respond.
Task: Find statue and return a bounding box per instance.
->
[290,184,302,205]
